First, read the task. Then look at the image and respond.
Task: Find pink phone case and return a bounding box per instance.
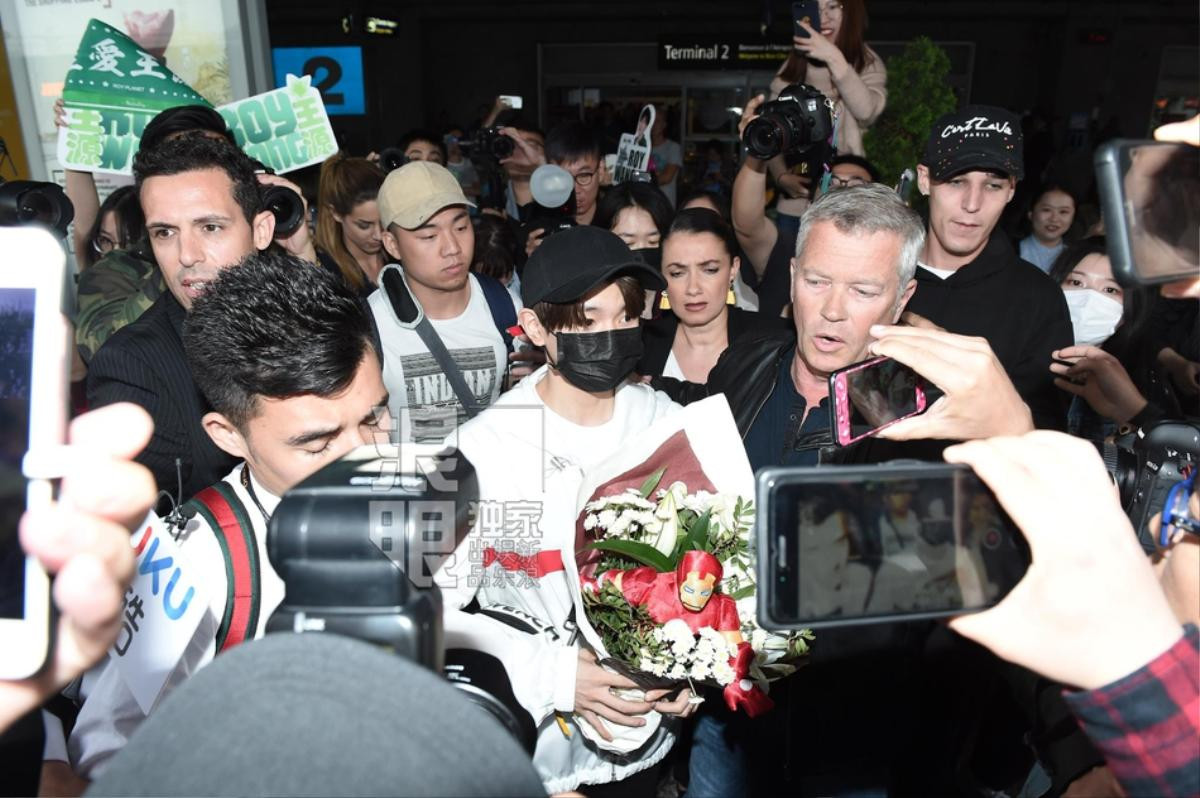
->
[831,356,928,446]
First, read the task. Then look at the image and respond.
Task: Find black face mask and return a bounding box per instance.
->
[551,327,644,393]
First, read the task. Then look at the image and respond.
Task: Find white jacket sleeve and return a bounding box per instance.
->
[68,609,218,778]
[443,605,579,719]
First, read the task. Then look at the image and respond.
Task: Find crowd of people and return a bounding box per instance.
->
[3,4,1198,796]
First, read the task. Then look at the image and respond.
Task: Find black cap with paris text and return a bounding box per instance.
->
[521,226,665,307]
[922,105,1024,181]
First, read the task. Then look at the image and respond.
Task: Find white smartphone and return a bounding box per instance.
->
[500,94,524,110]
[0,228,70,679]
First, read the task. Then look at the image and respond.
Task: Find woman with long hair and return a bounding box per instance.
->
[768,0,887,236]
[314,154,386,294]
[640,209,786,383]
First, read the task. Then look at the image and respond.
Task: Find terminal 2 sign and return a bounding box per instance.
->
[657,38,792,70]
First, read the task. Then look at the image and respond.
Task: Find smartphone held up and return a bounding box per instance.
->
[829,355,931,447]
[0,228,70,679]
[792,1,821,38]
[756,464,1030,632]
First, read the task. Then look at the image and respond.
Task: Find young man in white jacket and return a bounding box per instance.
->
[437,226,696,795]
[60,251,390,787]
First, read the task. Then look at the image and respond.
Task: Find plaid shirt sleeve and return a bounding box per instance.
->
[1064,624,1199,798]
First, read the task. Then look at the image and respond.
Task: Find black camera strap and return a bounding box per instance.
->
[413,316,484,419]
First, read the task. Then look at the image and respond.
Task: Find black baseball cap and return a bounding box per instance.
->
[922,105,1024,181]
[521,225,665,307]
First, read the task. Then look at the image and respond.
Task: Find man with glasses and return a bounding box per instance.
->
[820,154,881,195]
[545,120,605,226]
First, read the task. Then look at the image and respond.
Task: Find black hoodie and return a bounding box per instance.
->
[906,232,1073,430]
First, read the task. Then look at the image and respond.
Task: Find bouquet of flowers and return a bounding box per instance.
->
[566,397,811,750]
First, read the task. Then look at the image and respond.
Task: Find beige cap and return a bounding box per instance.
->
[377,160,476,230]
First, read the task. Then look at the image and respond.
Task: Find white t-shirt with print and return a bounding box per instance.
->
[369,270,520,443]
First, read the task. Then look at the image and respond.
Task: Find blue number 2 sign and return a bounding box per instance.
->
[272,46,365,116]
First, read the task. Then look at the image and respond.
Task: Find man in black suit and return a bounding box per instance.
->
[86,134,280,509]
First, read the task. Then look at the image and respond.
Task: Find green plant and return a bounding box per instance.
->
[863,36,958,195]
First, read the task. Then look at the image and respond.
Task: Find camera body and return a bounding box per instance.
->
[1102,420,1200,550]
[743,83,833,161]
[266,447,537,752]
[460,127,516,163]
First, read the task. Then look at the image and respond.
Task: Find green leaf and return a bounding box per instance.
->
[686,510,712,551]
[730,585,756,601]
[638,466,668,499]
[586,539,674,571]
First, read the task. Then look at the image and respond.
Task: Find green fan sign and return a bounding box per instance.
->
[57,19,337,175]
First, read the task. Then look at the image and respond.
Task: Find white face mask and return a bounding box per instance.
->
[1064,289,1123,346]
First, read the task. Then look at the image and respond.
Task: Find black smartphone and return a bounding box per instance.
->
[828,356,933,447]
[1095,139,1199,286]
[792,1,821,38]
[756,464,1029,631]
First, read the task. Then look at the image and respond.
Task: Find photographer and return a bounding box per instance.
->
[65,250,390,784]
[767,0,887,237]
[545,121,605,227]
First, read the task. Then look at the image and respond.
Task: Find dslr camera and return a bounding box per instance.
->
[460,127,516,162]
[266,447,538,753]
[1101,420,1200,550]
[742,83,833,161]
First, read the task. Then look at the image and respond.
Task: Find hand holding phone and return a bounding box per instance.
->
[757,462,1030,631]
[792,1,821,39]
[945,432,1184,691]
[866,325,1034,441]
[829,355,929,446]
[1095,140,1199,286]
[0,403,155,732]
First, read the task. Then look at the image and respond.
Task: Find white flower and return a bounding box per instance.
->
[650,489,681,556]
[670,637,694,659]
[689,661,712,681]
[650,660,668,677]
[583,513,599,531]
[597,509,617,528]
[712,660,736,685]
[667,663,688,680]
[661,618,693,643]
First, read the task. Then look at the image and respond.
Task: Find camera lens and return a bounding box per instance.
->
[744,116,789,161]
[0,181,75,238]
[262,185,305,238]
[490,135,515,160]
[378,147,407,173]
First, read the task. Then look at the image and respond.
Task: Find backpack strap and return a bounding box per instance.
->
[185,481,261,654]
[475,273,517,354]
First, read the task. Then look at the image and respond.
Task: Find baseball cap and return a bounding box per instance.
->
[378,160,476,230]
[521,226,665,307]
[922,105,1024,181]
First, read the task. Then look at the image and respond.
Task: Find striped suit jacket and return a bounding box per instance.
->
[86,293,239,512]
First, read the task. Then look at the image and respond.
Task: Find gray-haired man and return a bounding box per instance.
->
[656,183,925,471]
